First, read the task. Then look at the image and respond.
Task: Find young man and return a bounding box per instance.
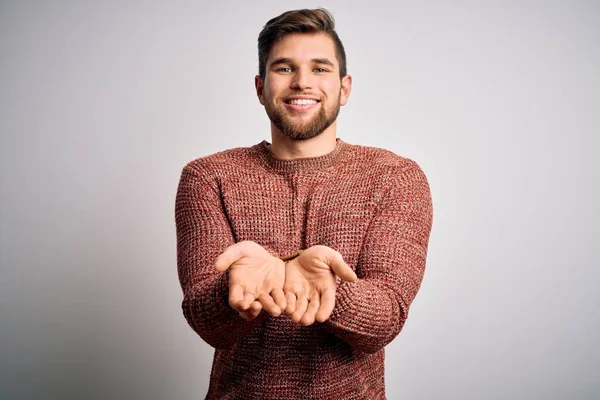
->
[175,8,433,399]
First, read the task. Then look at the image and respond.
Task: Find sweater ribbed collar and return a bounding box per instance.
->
[256,138,347,174]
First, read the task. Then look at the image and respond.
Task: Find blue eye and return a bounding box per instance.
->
[278,67,293,73]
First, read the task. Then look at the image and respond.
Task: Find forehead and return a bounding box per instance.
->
[267,32,338,66]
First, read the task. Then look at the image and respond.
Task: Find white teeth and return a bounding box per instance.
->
[289,99,317,105]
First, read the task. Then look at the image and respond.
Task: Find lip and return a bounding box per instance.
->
[285,101,319,112]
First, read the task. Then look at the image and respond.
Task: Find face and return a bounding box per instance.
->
[256,33,352,141]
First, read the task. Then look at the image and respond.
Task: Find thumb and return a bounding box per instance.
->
[328,252,357,282]
[214,243,245,272]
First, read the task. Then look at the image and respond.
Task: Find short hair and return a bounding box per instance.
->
[257,8,347,80]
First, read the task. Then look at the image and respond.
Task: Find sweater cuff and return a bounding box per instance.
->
[329,280,354,320]
[216,270,238,319]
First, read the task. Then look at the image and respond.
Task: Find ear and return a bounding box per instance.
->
[255,75,265,105]
[340,75,352,106]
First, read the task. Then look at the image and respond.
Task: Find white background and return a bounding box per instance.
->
[1,1,598,399]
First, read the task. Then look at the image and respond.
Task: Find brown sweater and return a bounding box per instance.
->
[175,138,433,399]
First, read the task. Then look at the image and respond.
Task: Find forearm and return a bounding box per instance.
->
[182,270,266,349]
[176,165,268,348]
[324,164,433,354]
[323,279,406,354]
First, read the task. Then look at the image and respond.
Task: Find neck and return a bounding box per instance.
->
[269,122,338,160]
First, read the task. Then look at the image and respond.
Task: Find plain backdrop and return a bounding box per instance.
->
[0,1,598,399]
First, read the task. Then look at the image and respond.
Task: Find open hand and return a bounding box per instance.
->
[284,245,357,325]
[214,241,286,317]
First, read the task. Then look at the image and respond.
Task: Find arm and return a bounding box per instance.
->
[323,164,434,354]
[175,165,266,349]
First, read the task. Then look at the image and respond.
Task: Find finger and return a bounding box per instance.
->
[292,294,308,324]
[237,292,257,311]
[250,300,262,312]
[239,301,262,320]
[239,308,260,321]
[285,291,297,315]
[239,311,250,320]
[315,289,336,323]
[248,304,262,320]
[214,243,246,272]
[239,309,258,321]
[258,293,281,316]
[229,284,244,309]
[270,288,287,312]
[329,253,358,282]
[301,294,320,326]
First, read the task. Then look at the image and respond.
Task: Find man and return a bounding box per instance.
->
[175,8,433,399]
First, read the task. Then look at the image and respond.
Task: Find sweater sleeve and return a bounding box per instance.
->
[175,164,265,349]
[324,164,434,354]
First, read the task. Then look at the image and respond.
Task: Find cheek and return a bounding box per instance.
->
[321,79,341,95]
[264,78,288,98]
[265,86,283,103]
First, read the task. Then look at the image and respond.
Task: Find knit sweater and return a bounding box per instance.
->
[175,138,433,400]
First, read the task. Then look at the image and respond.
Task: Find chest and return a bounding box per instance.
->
[220,171,387,266]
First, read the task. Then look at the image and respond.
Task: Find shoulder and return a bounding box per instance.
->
[343,143,432,211]
[340,142,431,198]
[182,143,261,179]
[342,141,424,176]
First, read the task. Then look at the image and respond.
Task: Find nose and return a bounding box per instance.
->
[290,67,312,90]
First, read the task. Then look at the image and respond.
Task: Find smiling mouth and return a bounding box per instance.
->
[285,98,320,105]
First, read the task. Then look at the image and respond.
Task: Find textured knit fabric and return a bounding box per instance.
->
[175,138,433,400]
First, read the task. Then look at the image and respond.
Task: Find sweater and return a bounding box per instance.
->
[175,138,433,399]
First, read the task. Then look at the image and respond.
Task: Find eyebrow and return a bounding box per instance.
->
[311,58,335,67]
[269,57,335,68]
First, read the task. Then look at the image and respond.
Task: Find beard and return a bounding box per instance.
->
[264,94,341,141]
